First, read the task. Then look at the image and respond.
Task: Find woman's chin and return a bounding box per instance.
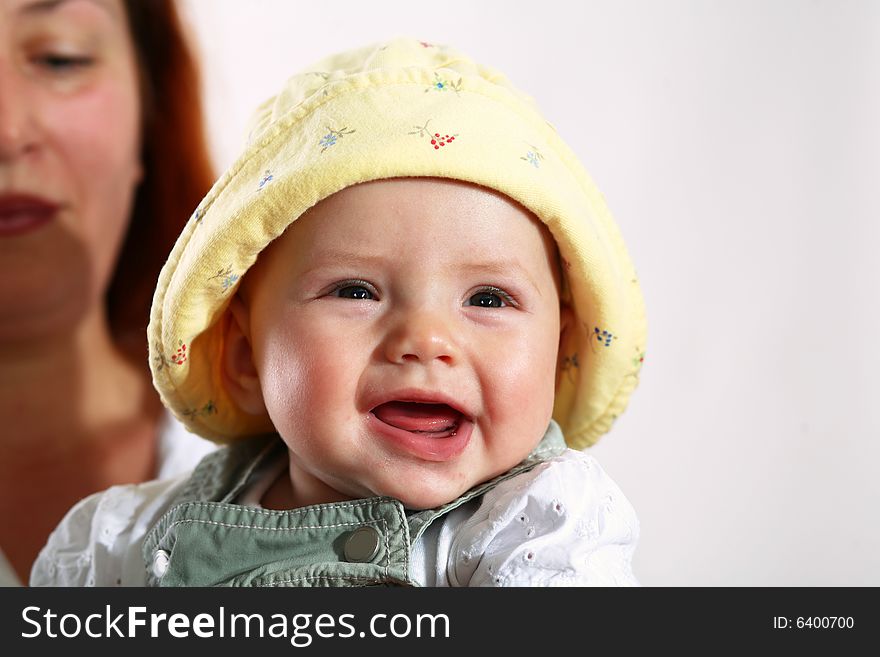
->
[0,235,95,342]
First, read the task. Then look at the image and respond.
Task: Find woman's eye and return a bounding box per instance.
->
[334,284,374,300]
[34,53,94,72]
[467,291,506,308]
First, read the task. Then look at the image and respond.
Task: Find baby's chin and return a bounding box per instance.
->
[369,456,534,510]
[372,480,476,511]
[340,479,468,511]
[312,471,466,510]
[397,493,464,511]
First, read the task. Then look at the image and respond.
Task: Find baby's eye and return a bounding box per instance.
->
[465,287,514,308]
[332,282,375,300]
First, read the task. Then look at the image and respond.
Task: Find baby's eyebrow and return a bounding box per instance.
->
[455,261,542,296]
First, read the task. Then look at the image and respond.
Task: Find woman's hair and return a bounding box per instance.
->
[109,0,215,358]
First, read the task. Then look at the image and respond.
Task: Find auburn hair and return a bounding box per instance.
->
[109,0,215,359]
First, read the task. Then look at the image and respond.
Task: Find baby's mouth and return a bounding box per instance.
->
[371,401,462,438]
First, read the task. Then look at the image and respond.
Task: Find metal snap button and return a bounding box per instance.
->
[343,526,381,563]
[151,549,170,579]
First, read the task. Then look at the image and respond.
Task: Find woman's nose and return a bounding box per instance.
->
[383,310,459,366]
[0,63,37,161]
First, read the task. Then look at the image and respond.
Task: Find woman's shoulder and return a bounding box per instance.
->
[446,449,641,586]
[30,475,189,587]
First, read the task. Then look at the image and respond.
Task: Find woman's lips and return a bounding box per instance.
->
[368,401,472,461]
[0,195,59,237]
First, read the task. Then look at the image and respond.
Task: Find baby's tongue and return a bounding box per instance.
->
[373,401,460,433]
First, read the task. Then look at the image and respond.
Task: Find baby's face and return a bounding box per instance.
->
[234,178,565,509]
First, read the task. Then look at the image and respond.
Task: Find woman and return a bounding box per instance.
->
[0,0,216,583]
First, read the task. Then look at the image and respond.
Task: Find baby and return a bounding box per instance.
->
[32,38,646,587]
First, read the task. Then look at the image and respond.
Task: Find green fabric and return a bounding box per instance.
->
[143,421,566,587]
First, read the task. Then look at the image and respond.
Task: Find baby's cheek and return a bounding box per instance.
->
[256,334,310,424]
[259,341,350,431]
[497,340,557,419]
[481,357,555,475]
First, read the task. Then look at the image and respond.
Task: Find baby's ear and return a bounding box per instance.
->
[222,295,266,415]
[556,302,576,389]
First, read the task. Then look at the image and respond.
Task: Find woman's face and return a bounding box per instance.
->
[0,0,142,342]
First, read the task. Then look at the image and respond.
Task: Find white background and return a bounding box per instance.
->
[180,0,880,586]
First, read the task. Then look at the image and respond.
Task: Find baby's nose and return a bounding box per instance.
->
[383,312,459,366]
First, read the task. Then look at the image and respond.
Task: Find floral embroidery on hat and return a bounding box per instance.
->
[153,340,187,372]
[257,170,274,190]
[426,72,462,94]
[593,327,617,347]
[182,400,217,420]
[171,341,187,365]
[521,145,544,168]
[319,126,356,153]
[633,348,645,368]
[409,120,457,150]
[209,265,240,292]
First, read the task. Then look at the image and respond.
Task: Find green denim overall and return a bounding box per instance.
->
[142,422,566,587]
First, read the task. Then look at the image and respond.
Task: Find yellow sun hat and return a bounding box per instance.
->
[148,38,646,450]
